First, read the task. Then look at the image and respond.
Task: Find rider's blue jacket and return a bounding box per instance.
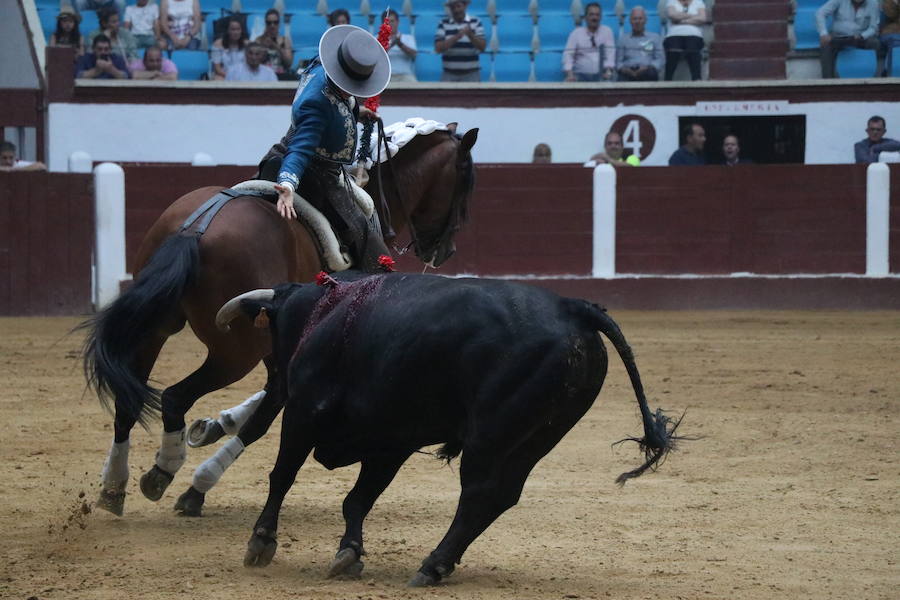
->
[277,60,359,191]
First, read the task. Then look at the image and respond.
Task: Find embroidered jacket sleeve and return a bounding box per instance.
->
[277,91,329,191]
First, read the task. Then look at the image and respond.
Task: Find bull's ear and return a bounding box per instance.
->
[460,128,479,153]
[446,122,459,134]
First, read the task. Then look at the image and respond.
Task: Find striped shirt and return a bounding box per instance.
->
[435,13,485,73]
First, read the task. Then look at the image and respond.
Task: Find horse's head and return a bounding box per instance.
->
[407,124,478,267]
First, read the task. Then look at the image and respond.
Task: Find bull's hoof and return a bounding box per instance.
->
[174,486,205,517]
[139,465,174,501]
[187,418,226,448]
[408,571,440,587]
[327,547,365,579]
[244,527,278,568]
[96,488,126,517]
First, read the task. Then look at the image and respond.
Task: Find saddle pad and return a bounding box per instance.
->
[231,179,374,273]
[358,118,449,169]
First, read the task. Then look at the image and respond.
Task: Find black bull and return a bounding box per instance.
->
[216,271,684,586]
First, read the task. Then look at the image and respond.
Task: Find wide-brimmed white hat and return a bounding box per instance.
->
[319,25,390,98]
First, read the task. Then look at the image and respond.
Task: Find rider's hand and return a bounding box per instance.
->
[358,106,379,122]
[273,184,296,220]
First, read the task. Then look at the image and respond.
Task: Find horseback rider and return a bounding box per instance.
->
[257,25,392,270]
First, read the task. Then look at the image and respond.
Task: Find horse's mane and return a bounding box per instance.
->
[452,131,476,225]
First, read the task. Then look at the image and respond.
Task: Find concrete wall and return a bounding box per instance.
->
[47,99,899,170]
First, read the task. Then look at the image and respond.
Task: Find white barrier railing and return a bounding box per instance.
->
[866,163,890,277]
[93,162,127,309]
[591,164,616,278]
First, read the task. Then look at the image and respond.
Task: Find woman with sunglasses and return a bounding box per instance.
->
[256,8,295,80]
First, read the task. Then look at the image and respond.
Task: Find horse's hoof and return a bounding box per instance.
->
[96,488,126,517]
[408,571,440,587]
[187,418,226,448]
[327,548,365,579]
[244,528,277,568]
[174,486,205,517]
[139,465,174,501]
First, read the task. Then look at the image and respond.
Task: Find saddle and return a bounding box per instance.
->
[231,179,375,273]
[179,180,375,273]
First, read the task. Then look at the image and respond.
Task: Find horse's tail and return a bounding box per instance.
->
[575,300,686,485]
[81,233,200,428]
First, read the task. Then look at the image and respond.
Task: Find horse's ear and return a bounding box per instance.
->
[460,128,479,153]
[446,122,459,134]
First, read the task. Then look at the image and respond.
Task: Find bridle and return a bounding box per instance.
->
[372,120,472,263]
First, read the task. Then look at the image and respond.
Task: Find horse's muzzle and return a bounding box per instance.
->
[431,241,456,268]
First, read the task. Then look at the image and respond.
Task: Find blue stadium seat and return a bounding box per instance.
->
[412,12,442,51]
[537,0,576,15]
[602,14,621,35]
[79,10,101,39]
[496,15,534,51]
[493,51,533,81]
[415,52,443,82]
[240,0,277,12]
[292,14,328,49]
[887,44,900,77]
[538,13,575,50]
[835,46,879,78]
[494,0,531,16]
[794,7,820,50]
[37,8,58,39]
[534,50,563,81]
[171,50,210,80]
[480,51,494,81]
[203,0,238,12]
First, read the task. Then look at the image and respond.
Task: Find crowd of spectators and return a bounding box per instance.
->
[560,0,707,82]
[53,0,900,82]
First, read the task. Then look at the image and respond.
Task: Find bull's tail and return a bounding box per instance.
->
[580,301,685,485]
[81,233,200,428]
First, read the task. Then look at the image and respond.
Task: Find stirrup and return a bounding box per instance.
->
[187,418,226,448]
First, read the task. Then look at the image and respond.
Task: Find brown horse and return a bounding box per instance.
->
[83,125,478,517]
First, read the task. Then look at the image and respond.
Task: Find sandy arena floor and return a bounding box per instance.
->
[0,311,897,600]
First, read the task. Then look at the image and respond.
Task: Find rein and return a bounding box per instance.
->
[374,118,419,256]
[372,121,470,262]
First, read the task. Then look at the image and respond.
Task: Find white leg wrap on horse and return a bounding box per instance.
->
[218,390,266,436]
[101,439,130,491]
[155,428,187,474]
[192,437,245,493]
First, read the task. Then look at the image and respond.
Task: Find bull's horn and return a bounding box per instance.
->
[216,289,275,332]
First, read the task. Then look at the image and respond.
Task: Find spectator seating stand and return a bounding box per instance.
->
[37,0,891,82]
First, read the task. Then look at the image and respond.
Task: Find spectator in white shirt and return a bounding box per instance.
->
[124,0,161,50]
[563,2,616,82]
[664,0,707,81]
[226,42,277,82]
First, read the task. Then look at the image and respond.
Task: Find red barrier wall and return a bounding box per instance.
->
[2,164,893,314]
[120,163,890,278]
[0,172,93,315]
[121,164,595,277]
[617,165,869,274]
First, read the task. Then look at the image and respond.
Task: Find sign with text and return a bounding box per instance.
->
[696,101,791,115]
